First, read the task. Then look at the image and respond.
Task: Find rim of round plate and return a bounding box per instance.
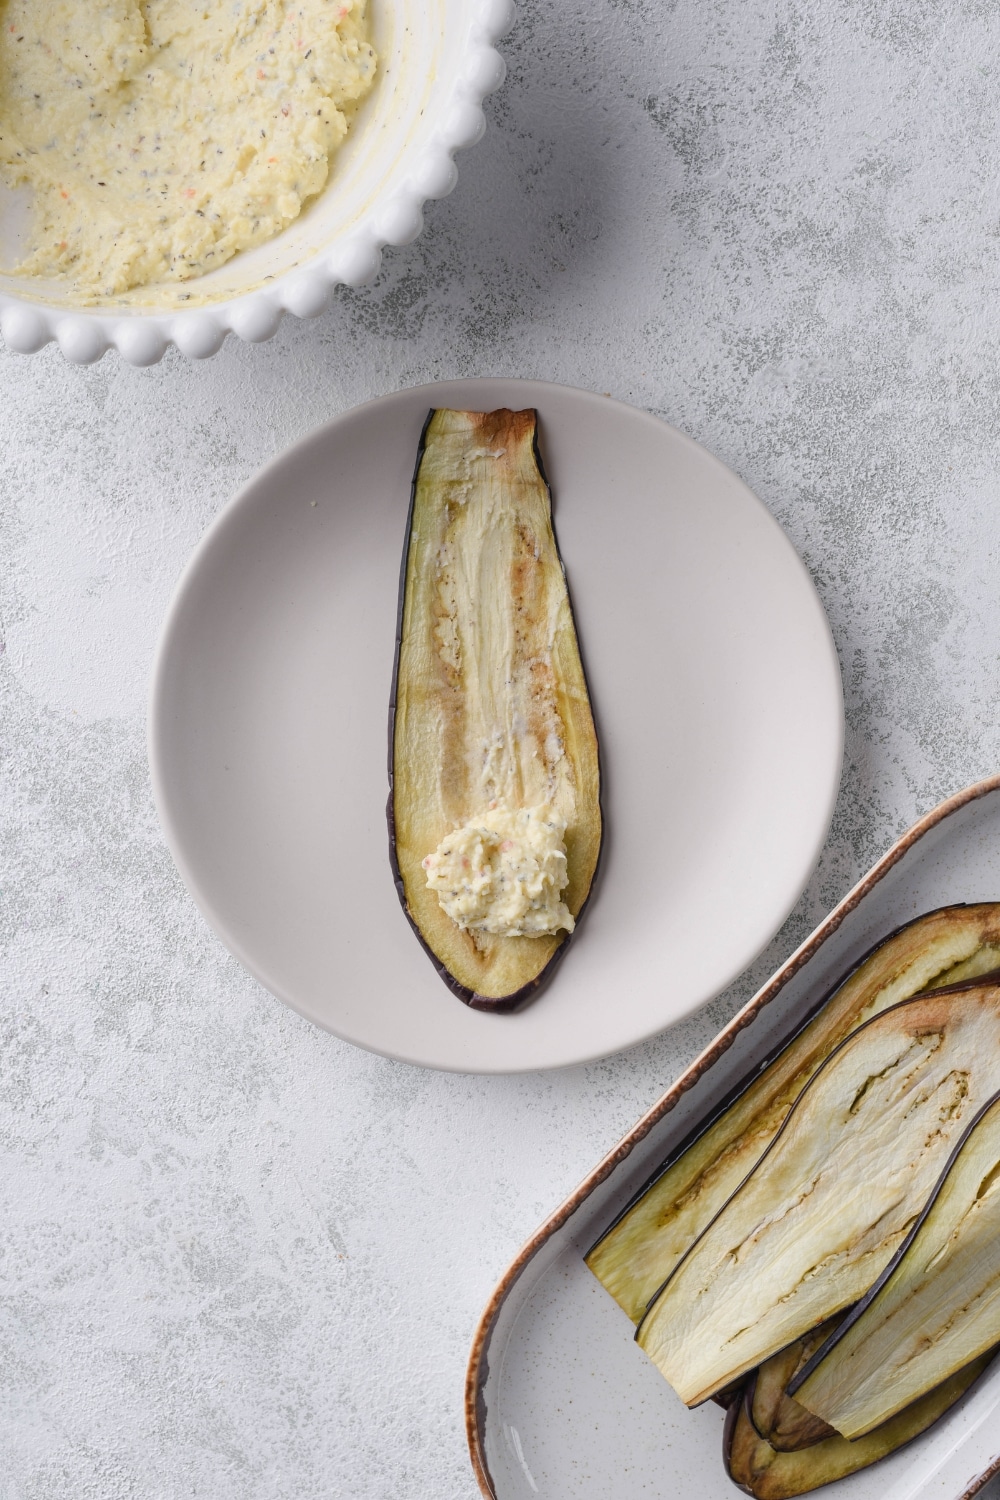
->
[147,377,845,1074]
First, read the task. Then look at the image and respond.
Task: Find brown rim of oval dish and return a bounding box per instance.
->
[464,773,1000,1500]
[960,1452,1000,1499]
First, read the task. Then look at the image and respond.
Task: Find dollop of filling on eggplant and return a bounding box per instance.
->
[422,805,575,938]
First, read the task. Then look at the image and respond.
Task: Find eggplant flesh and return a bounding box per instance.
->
[748,1323,840,1452]
[724,1353,993,1500]
[585,906,1000,1322]
[793,1085,1000,1438]
[389,408,602,1010]
[636,983,1000,1406]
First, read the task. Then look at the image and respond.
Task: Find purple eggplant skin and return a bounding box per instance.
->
[387,408,604,1013]
[712,1378,747,1411]
[722,1389,755,1496]
[586,909,1000,1258]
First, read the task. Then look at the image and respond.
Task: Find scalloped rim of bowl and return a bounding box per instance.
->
[0,0,514,366]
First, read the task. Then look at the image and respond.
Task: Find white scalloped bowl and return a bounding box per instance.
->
[0,0,512,366]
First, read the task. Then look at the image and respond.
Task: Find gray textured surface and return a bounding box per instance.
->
[3,1,1000,1496]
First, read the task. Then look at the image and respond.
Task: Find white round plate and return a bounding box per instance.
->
[149,379,843,1073]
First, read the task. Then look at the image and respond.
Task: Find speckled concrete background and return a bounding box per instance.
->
[4,2,1000,1496]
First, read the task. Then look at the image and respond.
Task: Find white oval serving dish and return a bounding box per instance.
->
[0,0,512,365]
[467,776,1000,1499]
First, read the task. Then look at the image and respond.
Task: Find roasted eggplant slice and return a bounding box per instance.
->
[712,1377,747,1410]
[724,1353,993,1499]
[793,1084,1000,1438]
[748,1322,840,1452]
[636,982,1000,1405]
[585,904,1000,1322]
[389,408,602,1011]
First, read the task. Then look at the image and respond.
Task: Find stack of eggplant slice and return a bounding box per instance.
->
[584,904,1000,1495]
[724,1348,994,1498]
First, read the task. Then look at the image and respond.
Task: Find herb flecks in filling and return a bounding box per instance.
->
[423,805,575,939]
[0,0,376,299]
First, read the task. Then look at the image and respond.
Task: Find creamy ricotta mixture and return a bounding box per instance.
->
[423,805,576,939]
[0,0,375,299]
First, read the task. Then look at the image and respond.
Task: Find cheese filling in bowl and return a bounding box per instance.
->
[0,0,377,300]
[0,0,512,362]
